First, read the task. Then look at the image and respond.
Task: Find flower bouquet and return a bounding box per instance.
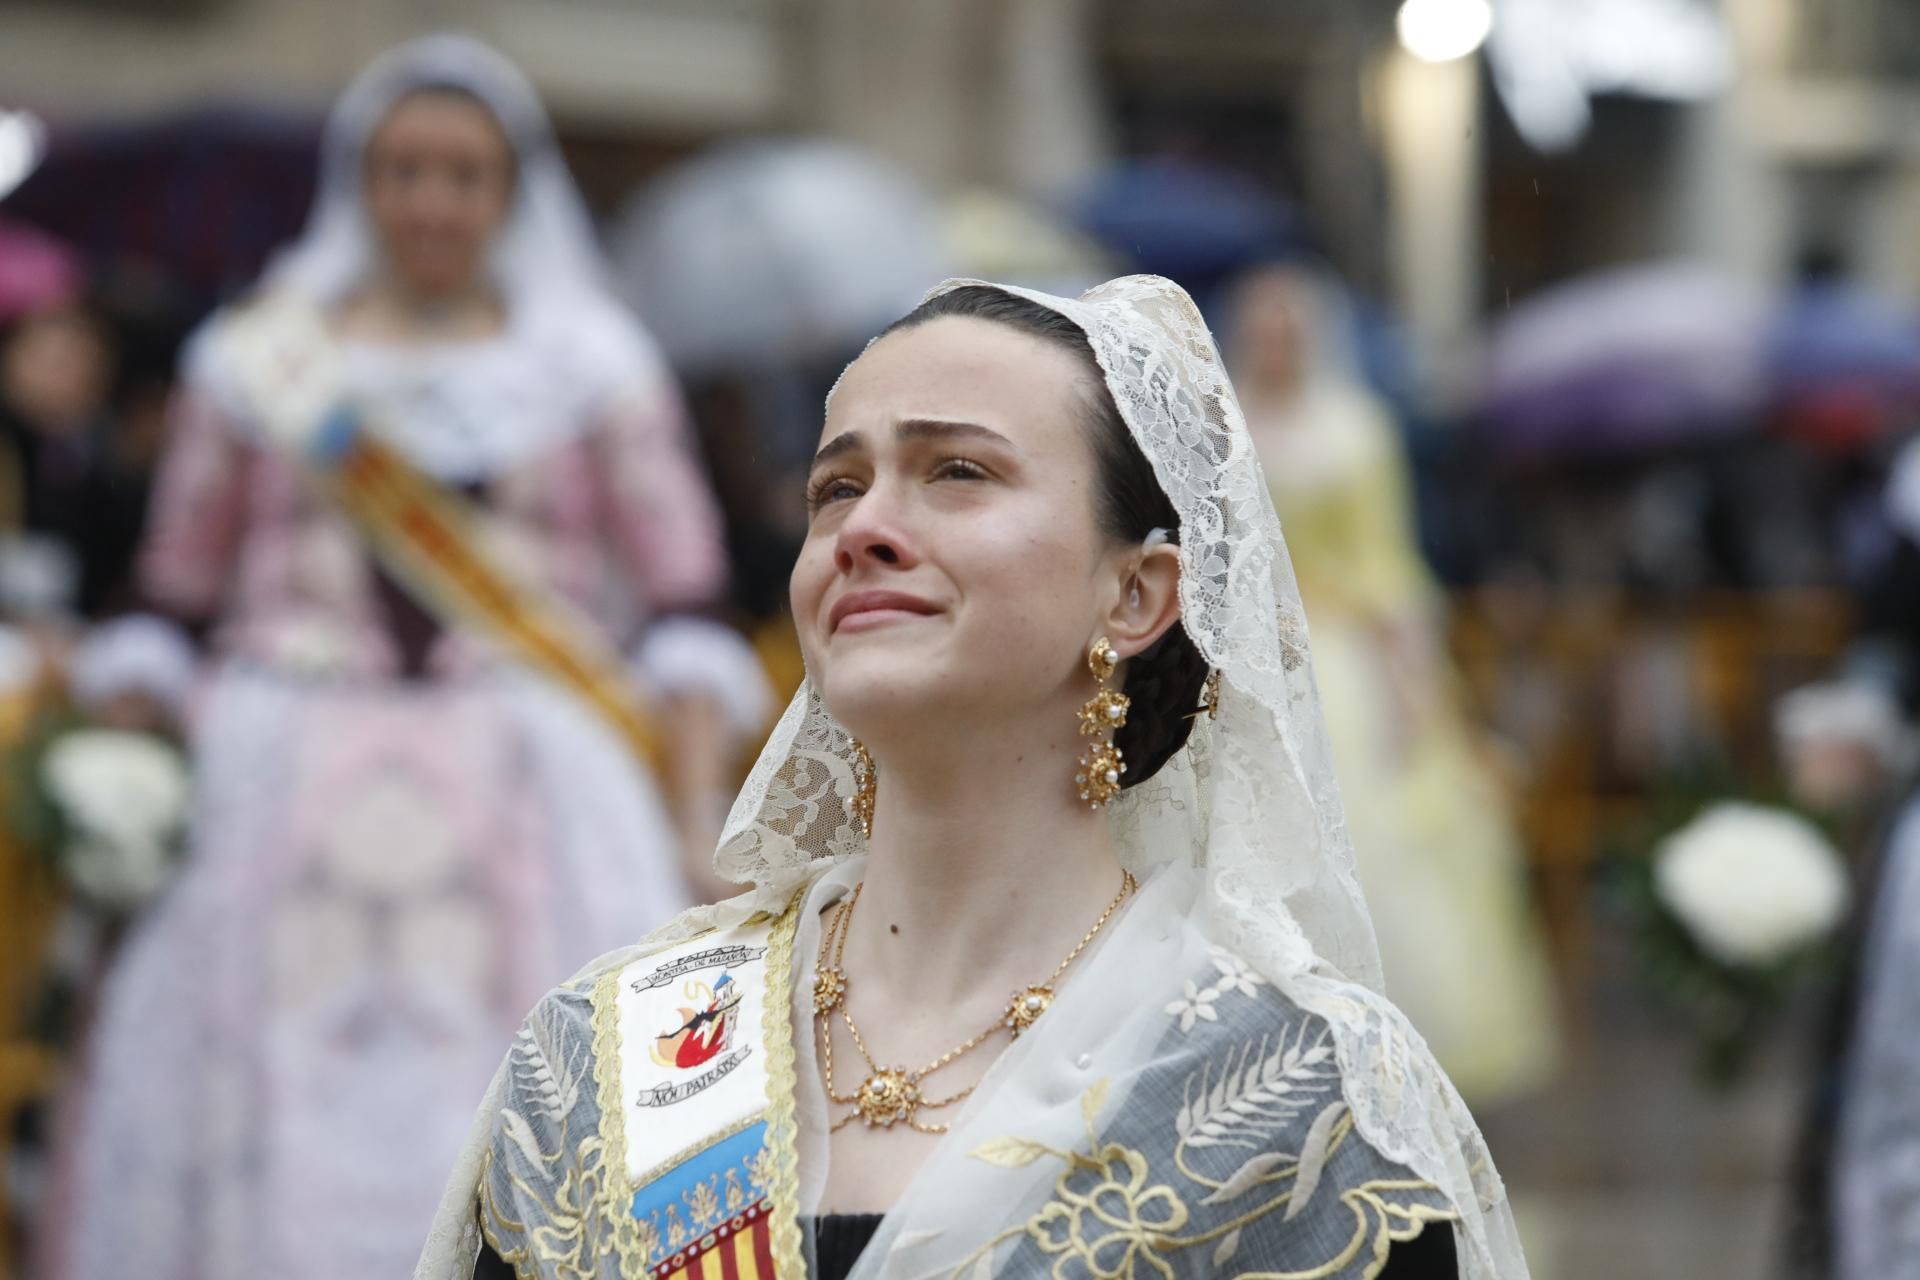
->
[1615,797,1851,1086]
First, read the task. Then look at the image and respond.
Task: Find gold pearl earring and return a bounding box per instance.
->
[846,738,876,838]
[1074,637,1130,808]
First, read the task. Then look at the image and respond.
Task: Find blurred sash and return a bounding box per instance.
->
[307,409,667,772]
[212,291,666,772]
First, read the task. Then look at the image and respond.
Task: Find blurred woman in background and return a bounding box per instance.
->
[40,35,763,1280]
[0,276,153,619]
[1228,263,1558,1106]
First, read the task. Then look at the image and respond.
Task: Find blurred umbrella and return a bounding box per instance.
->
[1076,158,1300,296]
[1481,262,1771,453]
[942,188,1116,298]
[611,140,949,374]
[0,106,317,305]
[0,217,81,323]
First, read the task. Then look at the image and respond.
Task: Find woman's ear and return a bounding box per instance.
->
[1106,543,1183,658]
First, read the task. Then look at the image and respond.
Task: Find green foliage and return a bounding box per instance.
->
[3,704,86,873]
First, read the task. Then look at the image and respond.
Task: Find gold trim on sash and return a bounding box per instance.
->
[589,963,638,1274]
[758,901,807,1280]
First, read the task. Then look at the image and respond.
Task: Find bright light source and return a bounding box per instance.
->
[0,111,47,203]
[1398,0,1495,63]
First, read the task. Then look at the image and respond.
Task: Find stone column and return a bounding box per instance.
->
[1375,45,1484,405]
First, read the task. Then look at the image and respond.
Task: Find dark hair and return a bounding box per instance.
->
[882,286,1210,784]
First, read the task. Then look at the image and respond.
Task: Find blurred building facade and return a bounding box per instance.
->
[0,1,1397,305]
[1726,0,1920,294]
[6,0,1920,309]
[1487,0,1920,300]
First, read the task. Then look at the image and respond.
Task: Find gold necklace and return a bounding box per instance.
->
[812,870,1137,1134]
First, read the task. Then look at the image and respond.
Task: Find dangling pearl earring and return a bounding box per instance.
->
[1074,637,1130,808]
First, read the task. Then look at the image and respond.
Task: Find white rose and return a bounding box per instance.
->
[42,730,190,908]
[1653,801,1850,966]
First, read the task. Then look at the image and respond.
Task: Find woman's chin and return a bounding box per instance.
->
[814,664,959,740]
[393,260,483,297]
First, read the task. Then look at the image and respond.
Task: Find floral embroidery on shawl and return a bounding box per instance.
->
[962,950,1458,1280]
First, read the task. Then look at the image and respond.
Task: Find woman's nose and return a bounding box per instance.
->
[833,488,916,573]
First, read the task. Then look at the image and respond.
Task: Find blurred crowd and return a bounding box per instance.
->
[2,8,1920,1280]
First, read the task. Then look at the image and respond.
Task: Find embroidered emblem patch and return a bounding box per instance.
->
[627,944,767,1109]
[616,933,774,1185]
[612,919,790,1277]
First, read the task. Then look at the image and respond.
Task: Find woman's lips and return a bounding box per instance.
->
[835,608,931,634]
[829,590,942,634]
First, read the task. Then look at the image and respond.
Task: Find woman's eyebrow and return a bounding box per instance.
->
[895,418,1016,451]
[812,419,1015,469]
[810,431,866,468]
